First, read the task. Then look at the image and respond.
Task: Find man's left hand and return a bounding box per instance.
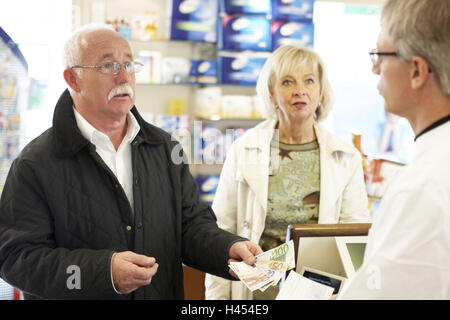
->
[228,241,263,279]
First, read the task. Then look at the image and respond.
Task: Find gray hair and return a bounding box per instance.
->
[63,23,116,75]
[381,0,450,97]
[256,45,333,121]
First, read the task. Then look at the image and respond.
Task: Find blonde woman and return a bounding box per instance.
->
[205,45,371,300]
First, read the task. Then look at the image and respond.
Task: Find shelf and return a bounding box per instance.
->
[136,82,195,86]
[196,118,263,128]
[136,82,257,88]
[136,82,219,87]
[129,39,216,46]
[190,163,223,176]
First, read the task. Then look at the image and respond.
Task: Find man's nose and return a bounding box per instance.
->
[115,64,131,84]
[372,62,381,75]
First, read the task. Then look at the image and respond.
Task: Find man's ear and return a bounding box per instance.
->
[410,56,431,90]
[63,68,81,93]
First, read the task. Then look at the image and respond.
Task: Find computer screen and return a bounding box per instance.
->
[346,243,366,271]
[335,236,368,278]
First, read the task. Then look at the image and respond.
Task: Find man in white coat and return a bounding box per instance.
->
[339,0,450,299]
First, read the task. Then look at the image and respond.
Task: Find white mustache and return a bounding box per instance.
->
[108,84,134,101]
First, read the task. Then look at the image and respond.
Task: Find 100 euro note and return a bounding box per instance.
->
[229,240,296,292]
[255,240,295,270]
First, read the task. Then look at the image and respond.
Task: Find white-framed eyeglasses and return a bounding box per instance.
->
[71,61,143,75]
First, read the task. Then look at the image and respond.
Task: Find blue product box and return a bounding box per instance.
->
[201,125,225,163]
[155,114,178,135]
[188,59,217,84]
[170,0,219,21]
[170,18,217,42]
[195,174,220,205]
[188,59,198,84]
[219,15,271,51]
[272,0,314,22]
[197,60,218,84]
[220,0,271,15]
[271,21,314,50]
[219,51,269,86]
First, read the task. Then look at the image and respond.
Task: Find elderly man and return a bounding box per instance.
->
[339,0,450,299]
[0,24,262,299]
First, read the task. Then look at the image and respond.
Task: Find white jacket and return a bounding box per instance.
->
[205,119,371,300]
[339,120,450,299]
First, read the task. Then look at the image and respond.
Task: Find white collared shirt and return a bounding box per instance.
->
[73,106,140,211]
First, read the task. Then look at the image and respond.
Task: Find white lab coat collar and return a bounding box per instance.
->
[237,118,358,214]
[413,120,450,161]
[241,118,355,154]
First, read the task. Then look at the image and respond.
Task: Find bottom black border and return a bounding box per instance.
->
[0,299,446,318]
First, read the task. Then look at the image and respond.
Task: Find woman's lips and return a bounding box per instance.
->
[292,101,307,110]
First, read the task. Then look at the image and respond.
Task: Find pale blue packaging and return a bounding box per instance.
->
[272,0,314,22]
[271,21,314,50]
[201,125,225,163]
[169,0,218,42]
[220,0,271,15]
[218,51,269,86]
[118,26,131,39]
[219,15,271,51]
[170,0,219,21]
[170,18,217,42]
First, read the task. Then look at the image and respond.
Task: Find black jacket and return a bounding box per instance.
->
[0,90,244,299]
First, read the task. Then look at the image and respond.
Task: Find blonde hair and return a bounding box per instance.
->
[381,0,450,97]
[256,45,333,121]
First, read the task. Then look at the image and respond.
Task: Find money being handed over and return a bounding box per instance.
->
[230,240,295,292]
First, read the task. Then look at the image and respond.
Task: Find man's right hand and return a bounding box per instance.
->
[111,251,159,294]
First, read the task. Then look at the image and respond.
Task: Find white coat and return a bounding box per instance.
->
[205,119,371,300]
[339,120,450,299]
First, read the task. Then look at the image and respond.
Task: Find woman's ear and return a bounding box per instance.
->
[269,86,276,105]
[63,68,81,93]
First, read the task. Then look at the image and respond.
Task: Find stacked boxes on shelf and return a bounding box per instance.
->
[217,0,315,86]
[168,0,218,84]
[109,0,315,86]
[218,0,271,86]
[168,0,219,43]
[271,0,314,50]
[193,120,248,164]
[130,0,219,85]
[168,0,220,85]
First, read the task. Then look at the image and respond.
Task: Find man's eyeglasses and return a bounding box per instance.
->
[71,61,144,75]
[369,49,398,67]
